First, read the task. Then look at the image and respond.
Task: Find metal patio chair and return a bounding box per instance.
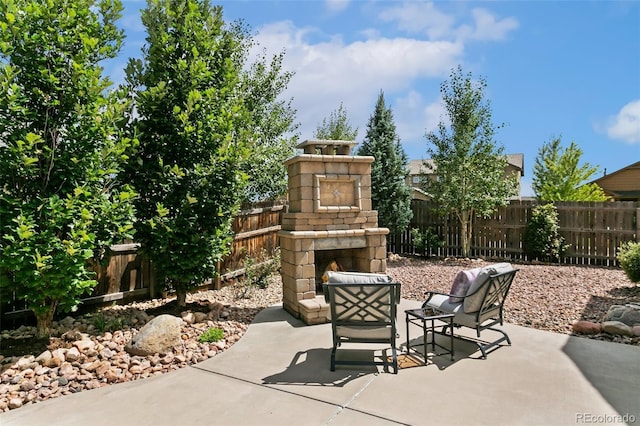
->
[423,264,518,359]
[323,272,401,374]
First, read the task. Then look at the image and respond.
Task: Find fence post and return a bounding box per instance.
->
[637,207,640,242]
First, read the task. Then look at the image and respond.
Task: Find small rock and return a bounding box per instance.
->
[8,398,23,409]
[181,312,195,324]
[601,321,634,336]
[99,348,115,359]
[51,348,67,361]
[62,330,83,341]
[104,368,120,383]
[16,356,36,370]
[65,347,81,362]
[36,350,53,365]
[45,356,62,368]
[74,339,96,353]
[572,321,601,335]
[19,381,35,391]
[193,312,208,323]
[59,362,75,375]
[160,353,174,364]
[59,316,75,328]
[96,362,110,376]
[83,360,103,372]
[35,365,50,376]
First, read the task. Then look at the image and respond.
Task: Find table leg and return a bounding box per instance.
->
[405,314,410,354]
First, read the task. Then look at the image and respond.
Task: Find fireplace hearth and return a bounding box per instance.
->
[279,139,389,325]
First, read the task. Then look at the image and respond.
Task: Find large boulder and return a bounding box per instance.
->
[604,304,640,327]
[125,314,183,356]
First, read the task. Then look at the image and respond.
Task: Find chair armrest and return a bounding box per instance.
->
[424,290,456,301]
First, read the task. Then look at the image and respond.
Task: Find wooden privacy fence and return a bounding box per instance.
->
[388,200,639,266]
[3,199,638,322]
[1,201,285,322]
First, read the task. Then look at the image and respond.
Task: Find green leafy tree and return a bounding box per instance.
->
[423,65,517,258]
[0,0,137,337]
[532,137,608,201]
[313,102,358,140]
[357,91,412,234]
[238,49,299,202]
[124,0,252,307]
[523,203,568,262]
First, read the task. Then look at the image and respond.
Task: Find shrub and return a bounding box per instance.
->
[92,314,125,333]
[234,247,281,299]
[618,241,640,283]
[411,228,444,257]
[523,203,568,262]
[244,248,281,290]
[199,327,225,343]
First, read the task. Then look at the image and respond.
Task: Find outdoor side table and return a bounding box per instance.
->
[405,308,455,364]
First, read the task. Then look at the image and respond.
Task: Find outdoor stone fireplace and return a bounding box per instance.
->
[279,139,389,325]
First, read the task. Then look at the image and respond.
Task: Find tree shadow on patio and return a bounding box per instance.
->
[562,286,640,421]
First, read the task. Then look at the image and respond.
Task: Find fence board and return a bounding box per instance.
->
[1,201,285,322]
[395,200,638,266]
[3,199,637,324]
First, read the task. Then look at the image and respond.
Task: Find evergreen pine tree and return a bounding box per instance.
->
[357,91,413,234]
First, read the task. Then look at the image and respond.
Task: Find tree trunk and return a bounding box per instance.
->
[35,309,55,338]
[460,211,473,258]
[175,283,187,307]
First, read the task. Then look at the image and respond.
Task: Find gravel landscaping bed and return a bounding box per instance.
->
[387,256,639,344]
[1,256,638,412]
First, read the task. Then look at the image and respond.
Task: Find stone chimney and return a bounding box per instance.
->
[279,139,389,324]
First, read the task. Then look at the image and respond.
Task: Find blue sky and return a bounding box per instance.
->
[110,0,640,196]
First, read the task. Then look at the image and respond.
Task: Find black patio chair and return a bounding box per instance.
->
[423,264,518,359]
[323,272,401,374]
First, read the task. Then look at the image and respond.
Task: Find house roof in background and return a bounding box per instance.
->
[408,153,524,176]
[591,161,640,185]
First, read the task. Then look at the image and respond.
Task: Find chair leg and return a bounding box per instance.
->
[330,346,337,371]
[477,328,511,359]
[391,346,398,374]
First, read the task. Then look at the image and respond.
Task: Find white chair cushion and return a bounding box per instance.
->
[336,325,392,340]
[449,267,481,303]
[425,293,463,314]
[463,263,513,313]
[326,271,392,284]
[426,294,500,328]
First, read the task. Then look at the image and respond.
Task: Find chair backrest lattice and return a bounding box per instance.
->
[325,283,401,325]
[476,270,517,317]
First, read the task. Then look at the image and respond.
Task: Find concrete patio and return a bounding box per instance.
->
[1,299,638,426]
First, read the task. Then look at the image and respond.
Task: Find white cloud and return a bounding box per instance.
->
[247,4,518,144]
[325,0,350,13]
[393,90,446,155]
[467,8,519,41]
[606,100,640,144]
[379,2,518,42]
[252,21,463,141]
[379,2,456,40]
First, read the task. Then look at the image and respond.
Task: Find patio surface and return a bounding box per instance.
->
[1,299,638,426]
